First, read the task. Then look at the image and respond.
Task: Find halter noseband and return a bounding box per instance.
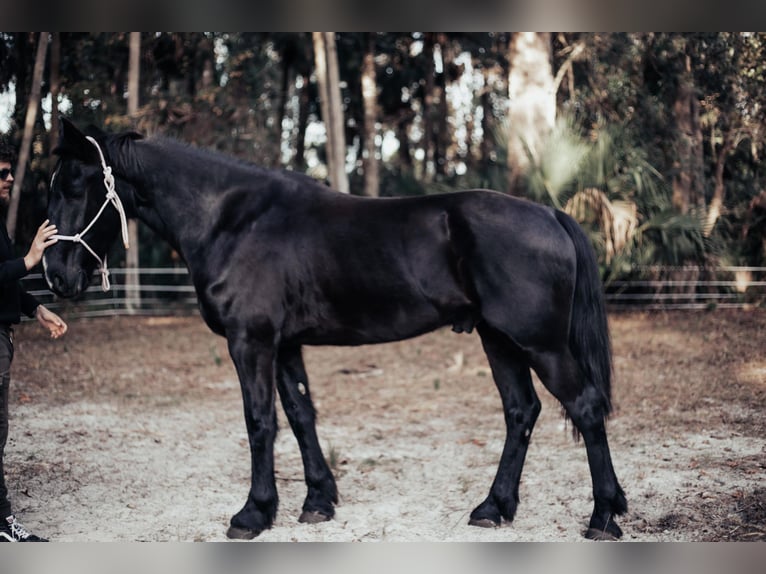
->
[52,136,130,292]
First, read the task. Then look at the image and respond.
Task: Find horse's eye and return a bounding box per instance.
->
[54,162,89,198]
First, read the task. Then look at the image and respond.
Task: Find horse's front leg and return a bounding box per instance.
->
[225,333,279,540]
[276,345,338,523]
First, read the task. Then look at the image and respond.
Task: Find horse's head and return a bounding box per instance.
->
[44,118,136,298]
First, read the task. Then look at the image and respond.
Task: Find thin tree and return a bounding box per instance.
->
[361,33,379,197]
[48,32,61,169]
[671,44,704,215]
[6,32,48,240]
[434,33,452,178]
[125,31,141,312]
[422,33,436,183]
[312,32,349,193]
[293,34,313,171]
[506,32,556,194]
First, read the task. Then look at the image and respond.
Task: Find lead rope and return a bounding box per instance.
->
[52,136,130,292]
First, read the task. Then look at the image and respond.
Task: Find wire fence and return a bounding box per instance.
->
[19,265,766,319]
[21,267,199,319]
[605,266,766,310]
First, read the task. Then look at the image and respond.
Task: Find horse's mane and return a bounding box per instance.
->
[128,135,324,191]
[146,136,264,172]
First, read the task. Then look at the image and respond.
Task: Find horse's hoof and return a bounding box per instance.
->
[226,525,263,540]
[468,517,500,529]
[584,527,620,541]
[299,510,332,524]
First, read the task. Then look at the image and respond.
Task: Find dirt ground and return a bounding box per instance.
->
[4,309,765,542]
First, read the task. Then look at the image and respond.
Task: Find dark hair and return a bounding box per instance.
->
[0,136,17,165]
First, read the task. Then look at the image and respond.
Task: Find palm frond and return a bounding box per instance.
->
[565,188,638,264]
[521,115,590,208]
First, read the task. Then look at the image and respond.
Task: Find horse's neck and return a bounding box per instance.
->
[119,143,213,256]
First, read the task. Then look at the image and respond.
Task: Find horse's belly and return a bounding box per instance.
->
[288,297,477,346]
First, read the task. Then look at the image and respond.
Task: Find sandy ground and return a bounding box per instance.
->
[4,310,765,542]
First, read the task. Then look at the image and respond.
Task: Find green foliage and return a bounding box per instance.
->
[519,115,590,208]
[608,210,709,278]
[501,108,709,277]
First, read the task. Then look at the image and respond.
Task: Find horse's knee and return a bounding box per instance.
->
[292,397,317,426]
[504,399,541,443]
[565,385,609,431]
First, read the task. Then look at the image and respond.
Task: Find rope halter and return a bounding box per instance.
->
[52,136,130,292]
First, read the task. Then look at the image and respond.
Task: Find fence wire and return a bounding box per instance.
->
[21,267,199,319]
[605,266,766,310]
[19,265,766,319]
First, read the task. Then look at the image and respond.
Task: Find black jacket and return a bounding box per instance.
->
[0,222,39,325]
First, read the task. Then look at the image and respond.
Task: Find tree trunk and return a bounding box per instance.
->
[325,33,349,193]
[671,52,705,214]
[11,33,32,132]
[48,33,61,168]
[506,32,556,194]
[276,47,291,169]
[434,34,451,178]
[128,33,141,114]
[361,33,379,197]
[312,32,349,193]
[704,134,733,236]
[293,37,313,171]
[295,75,309,170]
[396,110,414,173]
[6,32,48,241]
[125,32,142,313]
[313,33,332,177]
[480,69,494,171]
[422,33,436,183]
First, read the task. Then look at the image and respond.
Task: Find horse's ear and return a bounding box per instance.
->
[55,117,98,163]
[83,123,107,138]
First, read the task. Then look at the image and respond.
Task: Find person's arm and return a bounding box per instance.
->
[34,304,68,339]
[18,278,68,339]
[0,256,28,284]
[0,220,58,284]
[22,219,59,271]
[19,287,40,318]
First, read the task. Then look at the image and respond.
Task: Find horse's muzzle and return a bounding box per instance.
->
[43,254,90,298]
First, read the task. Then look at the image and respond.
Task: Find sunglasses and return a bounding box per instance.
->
[0,168,12,181]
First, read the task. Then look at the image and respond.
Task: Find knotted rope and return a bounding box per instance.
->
[52,136,130,291]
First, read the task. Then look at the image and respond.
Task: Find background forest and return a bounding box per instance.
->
[2,32,766,285]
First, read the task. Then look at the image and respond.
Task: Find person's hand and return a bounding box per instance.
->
[35,305,68,339]
[24,219,58,271]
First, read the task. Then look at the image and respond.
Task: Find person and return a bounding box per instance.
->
[0,137,67,542]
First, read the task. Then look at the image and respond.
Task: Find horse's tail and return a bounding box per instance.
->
[554,209,613,418]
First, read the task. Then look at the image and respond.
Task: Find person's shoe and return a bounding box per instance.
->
[0,515,48,542]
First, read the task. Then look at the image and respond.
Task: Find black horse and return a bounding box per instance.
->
[43,119,627,540]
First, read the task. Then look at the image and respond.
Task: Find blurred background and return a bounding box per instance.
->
[2,32,765,312]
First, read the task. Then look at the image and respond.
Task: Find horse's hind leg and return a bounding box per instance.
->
[276,345,338,523]
[470,324,541,528]
[529,348,627,540]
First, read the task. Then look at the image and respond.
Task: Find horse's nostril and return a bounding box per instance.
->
[52,274,66,294]
[78,270,90,293]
